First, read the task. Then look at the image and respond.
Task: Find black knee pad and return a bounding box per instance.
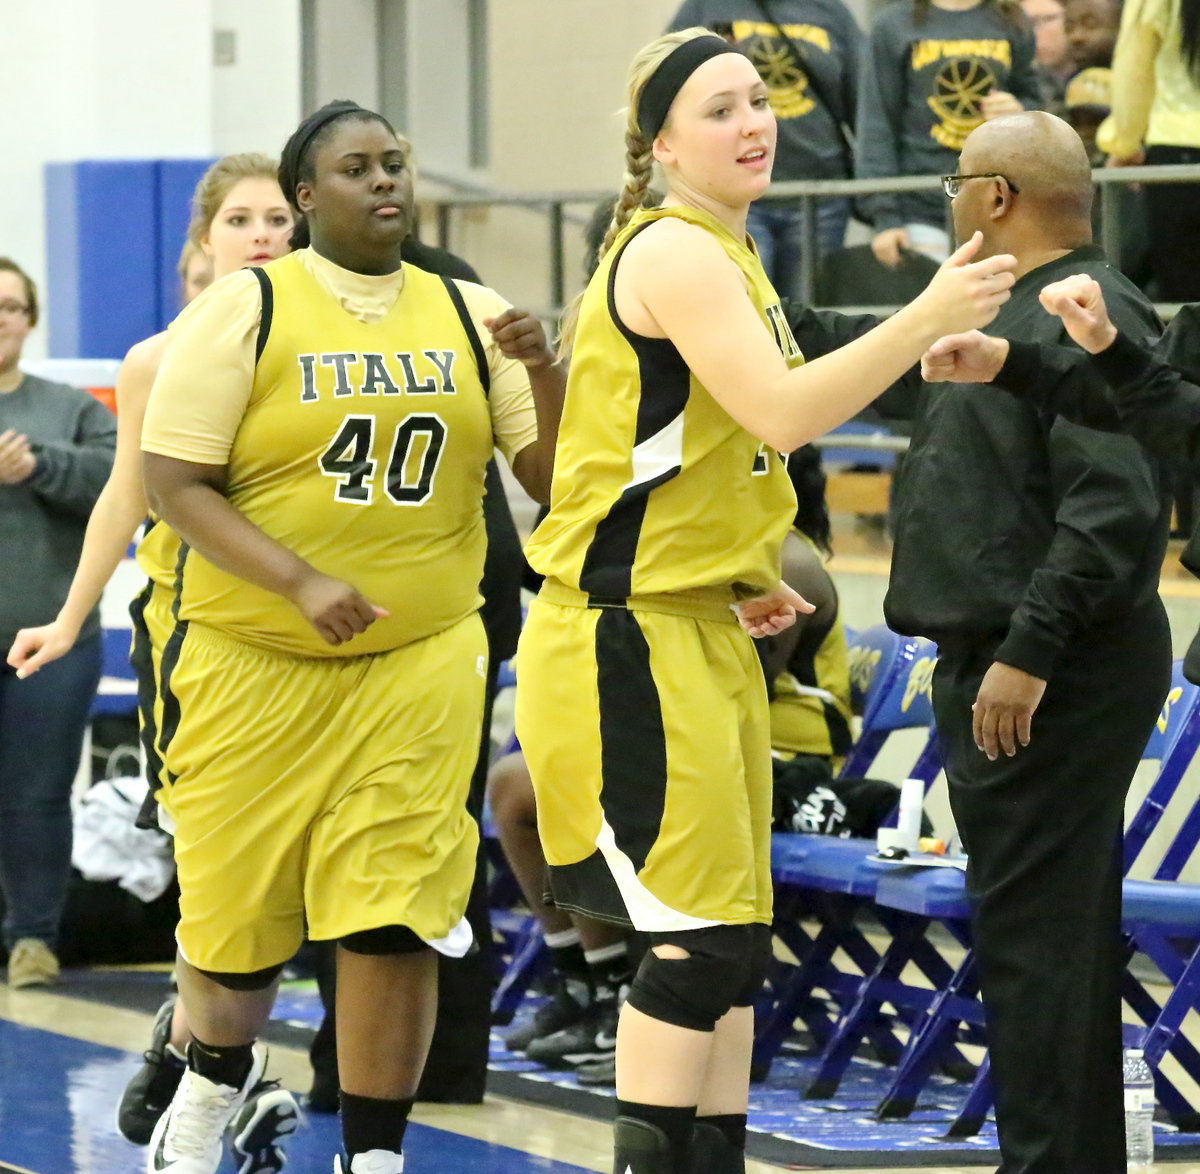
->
[731,922,772,1007]
[339,924,429,956]
[197,962,285,991]
[626,923,770,1032]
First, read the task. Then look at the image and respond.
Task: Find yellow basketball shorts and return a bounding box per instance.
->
[157,612,488,974]
[515,584,774,932]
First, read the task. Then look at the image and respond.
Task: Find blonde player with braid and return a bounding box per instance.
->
[515,27,1018,1174]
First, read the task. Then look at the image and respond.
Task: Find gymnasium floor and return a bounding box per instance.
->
[4,979,1200,1174]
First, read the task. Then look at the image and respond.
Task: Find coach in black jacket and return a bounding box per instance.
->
[790,112,1171,1174]
[924,292,1200,683]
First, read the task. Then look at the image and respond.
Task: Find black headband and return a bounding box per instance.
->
[278,99,370,208]
[636,36,744,140]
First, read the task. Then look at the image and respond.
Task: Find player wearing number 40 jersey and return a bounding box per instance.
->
[139,100,564,1174]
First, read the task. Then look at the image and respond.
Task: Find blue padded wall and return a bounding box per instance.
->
[44,158,214,359]
[45,161,158,360]
[157,159,215,325]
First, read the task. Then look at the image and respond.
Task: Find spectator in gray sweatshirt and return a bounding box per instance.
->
[857,0,1042,266]
[0,257,116,989]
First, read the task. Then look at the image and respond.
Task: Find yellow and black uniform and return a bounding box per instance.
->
[769,532,853,763]
[141,248,537,973]
[516,205,800,932]
[128,514,183,798]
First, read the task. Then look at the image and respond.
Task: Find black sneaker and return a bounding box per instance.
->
[117,996,186,1145]
[227,1080,301,1174]
[502,976,589,1052]
[574,1054,616,1087]
[526,999,617,1069]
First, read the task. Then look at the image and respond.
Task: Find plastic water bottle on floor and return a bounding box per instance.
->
[1124,1047,1155,1168]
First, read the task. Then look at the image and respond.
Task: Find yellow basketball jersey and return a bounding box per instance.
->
[525,205,801,603]
[136,516,182,591]
[173,253,494,656]
[769,534,854,760]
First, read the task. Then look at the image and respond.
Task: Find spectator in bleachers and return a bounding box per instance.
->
[1061,67,1155,296]
[1063,64,1115,157]
[1023,0,1074,111]
[666,0,863,295]
[1064,0,1124,66]
[1098,0,1200,300]
[859,0,1042,268]
[0,258,117,989]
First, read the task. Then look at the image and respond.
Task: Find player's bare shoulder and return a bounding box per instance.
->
[116,331,170,414]
[621,214,724,268]
[620,215,739,299]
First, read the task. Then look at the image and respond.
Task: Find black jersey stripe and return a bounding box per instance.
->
[595,607,669,874]
[440,276,491,396]
[578,228,692,597]
[579,466,680,598]
[250,267,273,364]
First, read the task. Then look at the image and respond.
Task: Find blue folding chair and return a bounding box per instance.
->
[91,626,139,719]
[755,627,949,1079]
[864,660,1200,1133]
[1114,670,1200,1129]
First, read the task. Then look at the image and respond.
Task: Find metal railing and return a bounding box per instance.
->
[418,164,1199,457]
[419,163,1200,318]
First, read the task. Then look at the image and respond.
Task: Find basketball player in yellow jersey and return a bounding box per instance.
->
[137,102,564,1174]
[515,29,1017,1174]
[763,447,853,765]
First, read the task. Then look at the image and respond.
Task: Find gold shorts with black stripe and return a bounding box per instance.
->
[515,581,773,933]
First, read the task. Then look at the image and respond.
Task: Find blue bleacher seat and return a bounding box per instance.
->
[755,627,949,1079]
[90,626,138,719]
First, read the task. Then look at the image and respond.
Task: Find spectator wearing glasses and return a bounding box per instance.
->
[0,258,117,989]
[786,112,1170,1173]
[1022,0,1074,111]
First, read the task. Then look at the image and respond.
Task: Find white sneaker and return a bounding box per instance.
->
[228,1082,301,1173]
[333,1151,404,1174]
[146,1046,266,1173]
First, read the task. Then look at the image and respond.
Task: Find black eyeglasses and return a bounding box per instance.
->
[941,173,1021,199]
[0,300,30,318]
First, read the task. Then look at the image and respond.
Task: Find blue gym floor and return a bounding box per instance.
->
[7,975,1200,1172]
[0,1016,586,1174]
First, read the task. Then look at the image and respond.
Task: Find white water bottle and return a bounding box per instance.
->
[896,778,924,851]
[1123,1047,1155,1167]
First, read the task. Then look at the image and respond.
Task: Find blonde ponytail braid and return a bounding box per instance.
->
[556,27,715,359]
